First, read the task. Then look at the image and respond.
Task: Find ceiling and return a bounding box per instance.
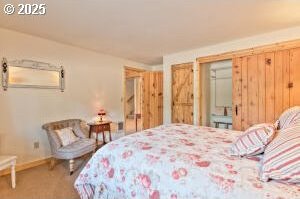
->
[1,0,300,65]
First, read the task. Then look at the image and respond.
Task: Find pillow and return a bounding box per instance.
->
[260,124,300,184]
[55,127,79,147]
[230,123,276,157]
[278,106,300,129]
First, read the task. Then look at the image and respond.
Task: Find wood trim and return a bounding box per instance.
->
[123,66,145,133]
[171,62,194,71]
[196,39,300,64]
[198,62,202,125]
[0,157,51,176]
[124,66,146,72]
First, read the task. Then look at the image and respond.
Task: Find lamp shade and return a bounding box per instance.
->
[98,109,106,116]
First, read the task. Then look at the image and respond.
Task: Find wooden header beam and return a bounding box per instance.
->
[196,39,300,64]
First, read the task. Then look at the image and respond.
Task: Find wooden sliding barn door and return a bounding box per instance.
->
[142,71,163,129]
[172,63,194,124]
[290,48,300,106]
[232,49,297,130]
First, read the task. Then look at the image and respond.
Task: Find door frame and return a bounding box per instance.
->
[123,66,145,133]
[171,62,194,124]
[198,60,233,127]
[196,39,300,129]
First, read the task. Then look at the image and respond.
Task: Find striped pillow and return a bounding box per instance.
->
[278,106,300,129]
[260,123,300,183]
[231,123,276,157]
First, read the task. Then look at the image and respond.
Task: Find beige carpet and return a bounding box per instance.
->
[0,157,90,199]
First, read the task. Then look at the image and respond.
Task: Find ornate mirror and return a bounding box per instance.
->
[2,58,65,91]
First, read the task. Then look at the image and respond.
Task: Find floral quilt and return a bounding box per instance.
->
[74,124,300,199]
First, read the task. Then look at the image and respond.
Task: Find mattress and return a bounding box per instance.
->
[74,124,300,199]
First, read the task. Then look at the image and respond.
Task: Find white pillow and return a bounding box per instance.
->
[55,127,79,146]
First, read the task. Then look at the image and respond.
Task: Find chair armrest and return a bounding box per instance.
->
[71,120,89,138]
[46,130,62,154]
[79,120,90,138]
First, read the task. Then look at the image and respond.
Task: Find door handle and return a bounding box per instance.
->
[235,105,238,116]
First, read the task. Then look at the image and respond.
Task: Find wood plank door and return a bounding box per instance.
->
[142,71,151,129]
[142,71,163,129]
[149,71,163,128]
[172,63,194,124]
[232,58,242,130]
[232,50,290,130]
[290,48,300,106]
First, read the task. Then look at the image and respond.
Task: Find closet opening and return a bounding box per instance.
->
[124,67,144,135]
[200,60,233,129]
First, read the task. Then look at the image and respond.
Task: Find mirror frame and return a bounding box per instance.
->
[2,58,65,92]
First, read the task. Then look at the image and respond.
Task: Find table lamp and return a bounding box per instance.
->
[98,109,106,122]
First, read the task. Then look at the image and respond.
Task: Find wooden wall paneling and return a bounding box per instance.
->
[172,63,194,124]
[258,54,266,123]
[290,48,300,106]
[142,72,150,129]
[282,50,290,110]
[274,51,284,119]
[241,57,248,130]
[265,52,275,123]
[232,58,242,130]
[247,55,259,126]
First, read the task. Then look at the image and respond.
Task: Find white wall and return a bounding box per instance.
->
[151,64,163,71]
[210,60,232,111]
[163,25,300,125]
[0,28,149,164]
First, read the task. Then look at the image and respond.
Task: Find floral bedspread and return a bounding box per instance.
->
[74,124,300,199]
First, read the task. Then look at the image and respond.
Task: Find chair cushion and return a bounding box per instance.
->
[230,123,276,157]
[55,127,79,147]
[260,123,300,184]
[56,138,96,159]
[278,106,300,130]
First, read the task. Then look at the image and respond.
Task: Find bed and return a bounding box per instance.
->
[74,124,300,199]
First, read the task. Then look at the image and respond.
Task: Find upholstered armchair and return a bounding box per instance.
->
[42,119,96,175]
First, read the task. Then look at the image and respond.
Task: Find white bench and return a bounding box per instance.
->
[0,156,17,188]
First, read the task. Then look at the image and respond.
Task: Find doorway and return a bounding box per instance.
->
[124,67,144,134]
[200,60,233,129]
